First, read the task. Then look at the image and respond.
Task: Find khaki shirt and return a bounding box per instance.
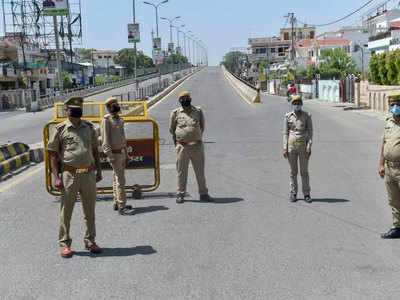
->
[47,119,97,168]
[100,114,126,158]
[283,110,313,150]
[169,106,205,143]
[383,116,400,161]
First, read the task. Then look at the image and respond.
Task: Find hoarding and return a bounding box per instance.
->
[128,23,140,43]
[152,50,164,65]
[152,38,161,50]
[43,0,69,16]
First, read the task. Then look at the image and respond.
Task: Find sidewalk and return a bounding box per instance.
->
[304,98,388,121]
[262,92,389,121]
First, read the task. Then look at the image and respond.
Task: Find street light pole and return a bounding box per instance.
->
[160,16,180,52]
[133,0,138,96]
[144,0,169,91]
[143,0,169,38]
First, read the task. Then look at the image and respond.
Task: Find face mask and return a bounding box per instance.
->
[292,105,302,111]
[181,100,191,107]
[69,107,82,118]
[111,104,121,113]
[391,105,400,116]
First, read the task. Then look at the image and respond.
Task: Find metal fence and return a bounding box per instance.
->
[113,78,171,101]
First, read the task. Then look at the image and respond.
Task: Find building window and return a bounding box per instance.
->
[310,31,315,39]
[270,48,275,53]
[284,32,290,40]
[98,56,103,59]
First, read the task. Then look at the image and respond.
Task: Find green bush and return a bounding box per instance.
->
[370,50,400,85]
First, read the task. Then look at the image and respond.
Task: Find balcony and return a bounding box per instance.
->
[369,31,391,42]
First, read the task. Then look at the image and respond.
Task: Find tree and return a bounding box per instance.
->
[318,48,357,79]
[79,48,96,62]
[164,53,188,65]
[222,51,246,73]
[113,49,154,75]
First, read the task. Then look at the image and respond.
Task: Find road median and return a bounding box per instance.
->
[222,65,260,104]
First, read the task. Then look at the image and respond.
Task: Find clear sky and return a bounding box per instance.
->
[81,0,398,65]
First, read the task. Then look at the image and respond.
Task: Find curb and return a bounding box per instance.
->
[0,144,44,178]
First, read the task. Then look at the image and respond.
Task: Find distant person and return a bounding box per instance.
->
[47,97,103,258]
[169,91,212,203]
[283,95,313,203]
[43,0,56,8]
[379,91,400,239]
[100,97,133,215]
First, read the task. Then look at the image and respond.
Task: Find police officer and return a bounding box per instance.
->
[283,94,313,203]
[47,97,103,258]
[379,91,400,239]
[169,91,212,203]
[100,97,133,215]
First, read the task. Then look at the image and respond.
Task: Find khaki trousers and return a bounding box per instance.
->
[111,153,127,208]
[176,143,208,196]
[288,145,310,196]
[59,170,97,248]
[385,165,400,228]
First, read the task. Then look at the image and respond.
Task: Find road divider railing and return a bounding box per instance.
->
[36,66,194,111]
[222,65,261,104]
[0,143,44,179]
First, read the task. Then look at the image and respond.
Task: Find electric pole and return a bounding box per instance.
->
[285,12,296,84]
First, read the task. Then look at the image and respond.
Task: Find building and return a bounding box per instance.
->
[295,26,371,73]
[365,9,400,54]
[296,38,351,68]
[248,26,316,69]
[92,50,118,68]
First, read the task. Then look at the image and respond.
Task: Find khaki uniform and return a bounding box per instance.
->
[100,114,127,208]
[383,116,400,228]
[47,119,98,248]
[283,110,313,196]
[169,106,208,196]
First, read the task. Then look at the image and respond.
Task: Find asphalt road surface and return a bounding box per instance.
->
[1,67,399,300]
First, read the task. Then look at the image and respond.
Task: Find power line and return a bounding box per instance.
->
[297,0,377,27]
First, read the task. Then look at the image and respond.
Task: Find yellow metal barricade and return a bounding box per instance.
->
[43,101,160,198]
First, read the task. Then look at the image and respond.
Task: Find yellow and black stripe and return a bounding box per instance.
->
[0,143,30,162]
[0,143,31,177]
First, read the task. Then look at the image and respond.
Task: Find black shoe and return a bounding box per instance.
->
[176,194,184,204]
[113,203,118,211]
[289,194,297,202]
[381,227,400,239]
[304,195,312,203]
[200,194,213,202]
[118,206,134,215]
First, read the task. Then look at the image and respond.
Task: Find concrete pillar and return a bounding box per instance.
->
[355,82,361,107]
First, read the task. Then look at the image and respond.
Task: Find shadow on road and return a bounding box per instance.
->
[309,198,350,203]
[74,245,157,257]
[133,205,170,214]
[184,197,245,204]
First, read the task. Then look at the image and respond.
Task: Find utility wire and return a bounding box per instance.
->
[297,0,377,27]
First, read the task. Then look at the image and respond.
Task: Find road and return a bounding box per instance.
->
[0,70,182,145]
[0,67,399,299]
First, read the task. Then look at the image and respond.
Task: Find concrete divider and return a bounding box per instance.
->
[0,143,44,178]
[222,65,260,103]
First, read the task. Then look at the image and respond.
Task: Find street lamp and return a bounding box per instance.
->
[160,16,180,48]
[143,0,168,38]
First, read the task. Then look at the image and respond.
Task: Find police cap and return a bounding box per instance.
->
[64,97,83,108]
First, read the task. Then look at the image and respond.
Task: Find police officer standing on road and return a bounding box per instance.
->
[169,91,212,204]
[379,91,400,239]
[47,97,103,258]
[283,95,313,203]
[100,97,133,215]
